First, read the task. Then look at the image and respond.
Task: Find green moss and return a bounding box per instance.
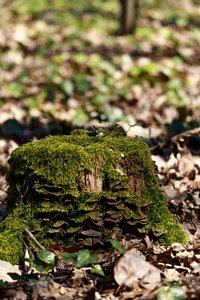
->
[0,209,24,263]
[0,130,187,264]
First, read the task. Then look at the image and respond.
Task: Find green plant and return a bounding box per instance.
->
[27,249,59,272]
[7,249,57,289]
[157,283,187,300]
[7,239,127,286]
[109,239,126,254]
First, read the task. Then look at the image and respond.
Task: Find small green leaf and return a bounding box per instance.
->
[60,79,74,96]
[88,54,102,68]
[73,53,87,64]
[37,250,58,271]
[60,252,77,263]
[37,249,54,263]
[7,272,22,280]
[167,78,182,90]
[26,258,44,272]
[157,289,171,300]
[102,107,127,123]
[157,284,187,300]
[100,60,115,75]
[143,62,159,73]
[130,66,142,77]
[92,94,110,106]
[76,249,98,267]
[73,107,89,124]
[169,284,187,300]
[4,82,23,98]
[120,54,132,67]
[91,264,105,276]
[109,239,126,254]
[76,79,91,93]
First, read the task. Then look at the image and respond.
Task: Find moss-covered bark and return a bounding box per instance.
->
[0,130,187,264]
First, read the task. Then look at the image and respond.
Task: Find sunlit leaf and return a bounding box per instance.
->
[73,107,89,124]
[91,264,105,276]
[143,62,159,73]
[60,252,77,263]
[120,54,133,69]
[92,94,110,106]
[130,66,142,77]
[4,82,23,98]
[167,78,182,90]
[76,249,98,267]
[109,239,126,254]
[102,107,128,123]
[157,283,187,300]
[73,53,87,64]
[136,26,155,38]
[176,17,188,27]
[88,54,102,68]
[60,79,74,96]
[100,60,115,75]
[37,249,58,271]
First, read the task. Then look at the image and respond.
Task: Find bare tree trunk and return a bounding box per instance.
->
[119,0,139,34]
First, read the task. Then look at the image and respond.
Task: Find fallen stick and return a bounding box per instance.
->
[23,227,45,250]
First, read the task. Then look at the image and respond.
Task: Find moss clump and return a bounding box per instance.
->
[0,130,187,264]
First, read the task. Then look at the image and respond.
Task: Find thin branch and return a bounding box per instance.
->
[24,228,45,250]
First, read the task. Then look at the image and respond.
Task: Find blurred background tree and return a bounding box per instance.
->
[119,0,140,34]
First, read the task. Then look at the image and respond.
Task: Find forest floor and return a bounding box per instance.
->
[0,0,200,299]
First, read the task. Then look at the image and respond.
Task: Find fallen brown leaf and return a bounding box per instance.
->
[114,248,161,290]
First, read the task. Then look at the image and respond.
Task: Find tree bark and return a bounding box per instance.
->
[119,0,139,34]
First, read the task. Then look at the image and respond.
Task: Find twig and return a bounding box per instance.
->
[23,240,34,259]
[16,185,28,211]
[23,228,45,250]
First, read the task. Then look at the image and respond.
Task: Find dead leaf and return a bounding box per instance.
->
[0,260,21,282]
[60,243,84,253]
[72,268,87,288]
[32,278,70,300]
[45,243,63,250]
[144,235,154,250]
[114,248,161,289]
[0,288,17,300]
[163,268,180,282]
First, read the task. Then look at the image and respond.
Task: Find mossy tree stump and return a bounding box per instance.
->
[0,130,187,263]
